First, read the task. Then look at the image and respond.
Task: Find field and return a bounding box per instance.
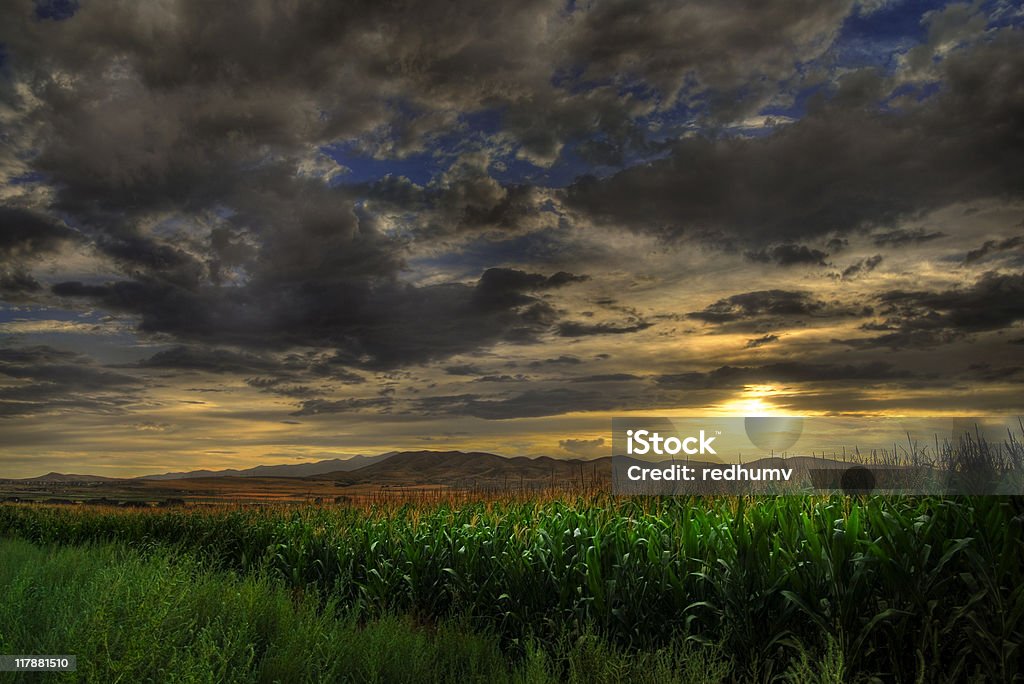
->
[2,495,1022,682]
[0,538,734,683]
[0,475,448,506]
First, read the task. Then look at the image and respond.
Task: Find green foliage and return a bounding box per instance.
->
[0,538,735,683]
[1,495,1021,681]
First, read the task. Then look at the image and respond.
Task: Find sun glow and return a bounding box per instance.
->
[714,384,785,417]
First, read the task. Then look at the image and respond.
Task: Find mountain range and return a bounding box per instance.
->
[12,452,863,486]
[310,450,609,487]
[135,453,397,480]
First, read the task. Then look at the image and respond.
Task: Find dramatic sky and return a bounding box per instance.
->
[1,0,1023,476]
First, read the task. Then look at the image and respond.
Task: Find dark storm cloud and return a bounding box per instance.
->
[687,290,831,324]
[655,361,914,391]
[563,0,853,119]
[55,266,585,369]
[0,346,141,389]
[139,347,365,390]
[827,238,849,252]
[474,268,587,308]
[839,271,1024,349]
[871,229,947,248]
[527,355,583,368]
[963,363,1024,384]
[363,174,553,237]
[2,0,1022,407]
[556,320,652,337]
[840,254,883,279]
[414,388,632,420]
[0,0,561,209]
[291,397,393,416]
[444,364,485,376]
[0,270,42,296]
[1,0,836,214]
[745,244,830,267]
[254,384,321,399]
[0,207,76,258]
[2,0,612,374]
[563,30,1024,243]
[303,356,367,384]
[95,233,205,286]
[0,0,857,229]
[475,374,528,383]
[744,334,779,349]
[963,236,1024,264]
[137,348,277,381]
[0,208,78,299]
[492,0,856,164]
[569,374,640,382]
[0,346,142,417]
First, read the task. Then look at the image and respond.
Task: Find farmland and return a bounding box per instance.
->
[2,494,1022,682]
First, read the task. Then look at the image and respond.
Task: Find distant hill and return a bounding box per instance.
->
[138,453,396,480]
[12,452,865,488]
[21,472,125,483]
[308,451,864,488]
[310,450,611,487]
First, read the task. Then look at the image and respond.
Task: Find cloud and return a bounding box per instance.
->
[414,388,631,419]
[413,359,919,418]
[556,320,652,337]
[130,421,175,432]
[559,437,606,458]
[563,0,854,119]
[475,374,528,383]
[0,346,142,417]
[139,346,279,373]
[562,30,1024,244]
[745,244,830,267]
[0,208,78,300]
[364,172,557,238]
[0,207,76,259]
[688,290,830,324]
[745,334,779,349]
[0,271,43,297]
[963,236,1024,264]
[290,397,393,416]
[841,254,883,279]
[569,374,640,382]
[839,271,1024,349]
[0,318,118,335]
[655,361,914,391]
[527,355,583,368]
[871,229,946,247]
[0,1,1022,469]
[54,267,585,369]
[245,378,322,399]
[444,364,485,376]
[4,3,1021,377]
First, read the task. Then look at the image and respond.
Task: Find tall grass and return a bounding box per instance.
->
[2,495,1022,681]
[0,538,738,683]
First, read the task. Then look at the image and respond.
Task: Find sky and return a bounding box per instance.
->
[1,0,1023,477]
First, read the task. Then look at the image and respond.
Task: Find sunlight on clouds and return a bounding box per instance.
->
[713,385,787,418]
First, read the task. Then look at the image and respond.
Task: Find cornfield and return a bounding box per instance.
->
[1,495,1022,681]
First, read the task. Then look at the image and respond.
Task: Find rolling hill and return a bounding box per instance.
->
[137,453,396,480]
[19,473,126,483]
[311,450,611,487]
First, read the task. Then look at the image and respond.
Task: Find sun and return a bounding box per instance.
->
[713,385,784,417]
